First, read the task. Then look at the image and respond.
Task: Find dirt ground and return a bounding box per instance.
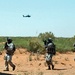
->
[0,49,75,75]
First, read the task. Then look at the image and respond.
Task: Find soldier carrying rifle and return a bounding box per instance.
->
[43,38,56,70]
[4,37,16,71]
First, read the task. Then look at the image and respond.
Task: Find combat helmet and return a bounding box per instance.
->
[7,37,12,43]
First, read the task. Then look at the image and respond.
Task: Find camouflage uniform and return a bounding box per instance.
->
[44,38,56,70]
[46,53,54,70]
[4,38,16,71]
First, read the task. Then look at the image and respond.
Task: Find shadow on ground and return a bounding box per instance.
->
[46,68,67,70]
[0,72,13,75]
[53,68,67,70]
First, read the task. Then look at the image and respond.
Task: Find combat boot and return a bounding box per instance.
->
[4,67,9,71]
[13,65,16,71]
[52,65,54,70]
[48,65,51,70]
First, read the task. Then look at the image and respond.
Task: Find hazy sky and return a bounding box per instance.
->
[0,0,75,37]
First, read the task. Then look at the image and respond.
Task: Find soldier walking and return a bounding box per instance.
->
[4,37,16,71]
[44,38,56,70]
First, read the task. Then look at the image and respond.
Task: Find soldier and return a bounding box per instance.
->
[44,38,56,70]
[73,43,75,52]
[43,39,47,49]
[4,37,16,71]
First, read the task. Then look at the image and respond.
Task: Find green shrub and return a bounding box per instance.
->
[38,32,55,41]
[0,36,75,53]
[28,40,41,53]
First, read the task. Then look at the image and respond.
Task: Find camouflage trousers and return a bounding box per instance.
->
[4,54,15,70]
[45,53,54,69]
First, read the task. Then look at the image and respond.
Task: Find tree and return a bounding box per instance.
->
[38,32,55,41]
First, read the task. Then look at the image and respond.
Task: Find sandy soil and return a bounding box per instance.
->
[0,48,75,75]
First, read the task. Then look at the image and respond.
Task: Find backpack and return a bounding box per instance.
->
[47,43,56,55]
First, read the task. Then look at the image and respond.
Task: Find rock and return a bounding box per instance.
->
[39,63,41,66]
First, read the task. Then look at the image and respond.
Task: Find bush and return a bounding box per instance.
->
[28,40,41,53]
[38,32,55,41]
[28,38,44,53]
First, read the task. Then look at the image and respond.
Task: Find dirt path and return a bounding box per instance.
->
[0,49,75,75]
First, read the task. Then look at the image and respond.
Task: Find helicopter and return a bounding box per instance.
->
[23,15,31,17]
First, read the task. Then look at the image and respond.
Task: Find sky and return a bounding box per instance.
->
[0,0,75,37]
